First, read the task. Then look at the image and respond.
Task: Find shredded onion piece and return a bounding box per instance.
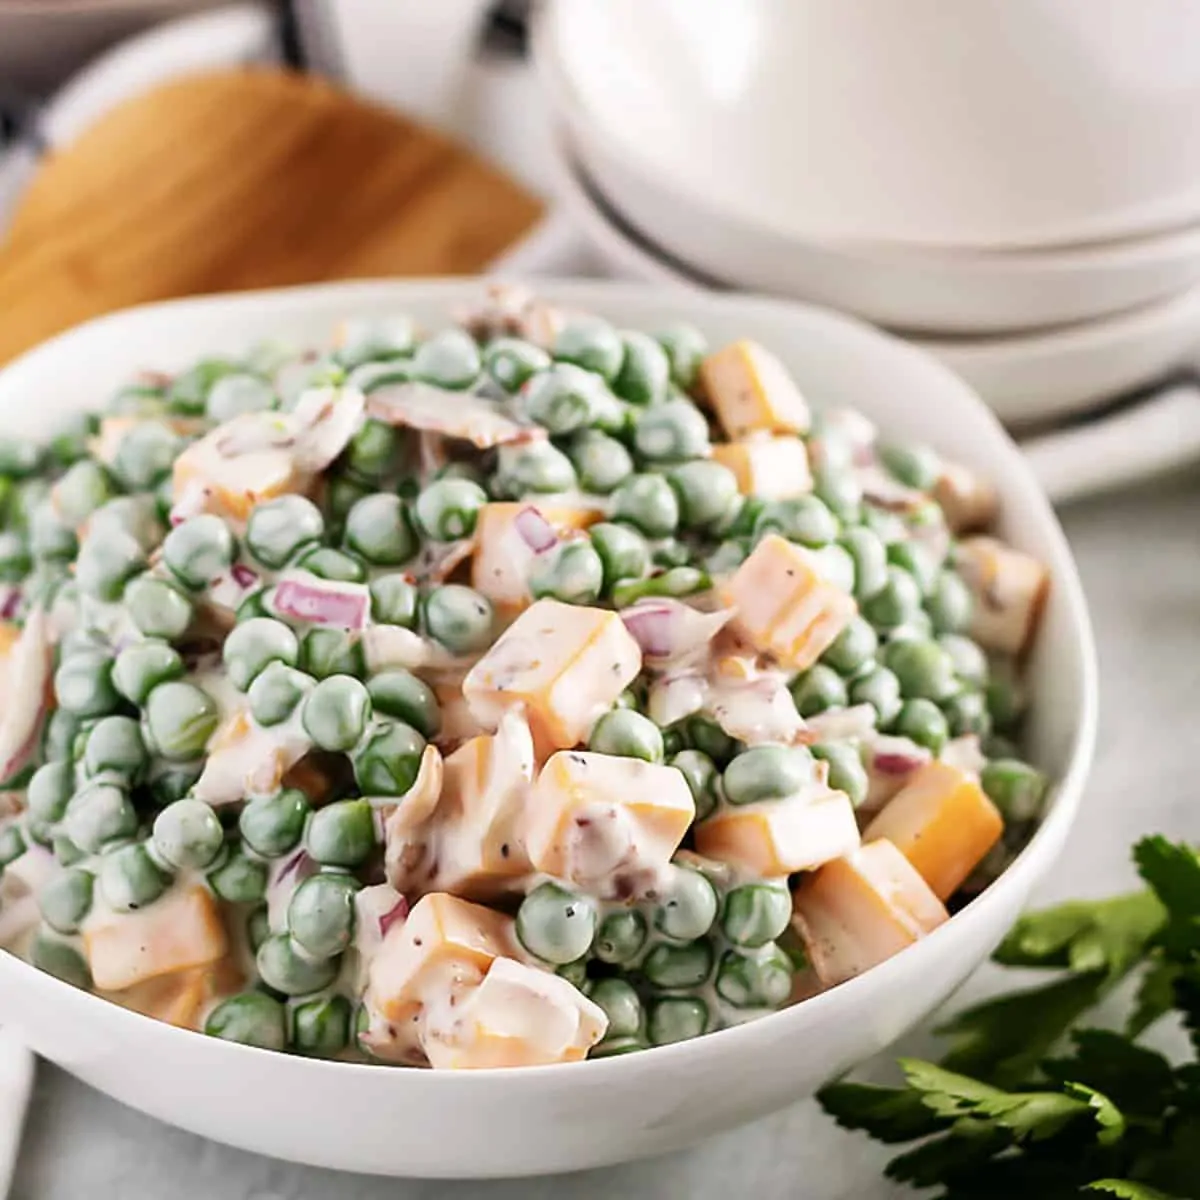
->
[513,506,558,554]
[620,599,734,665]
[274,574,370,631]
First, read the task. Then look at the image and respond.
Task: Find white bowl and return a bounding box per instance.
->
[0,280,1097,1178]
[536,0,1200,256]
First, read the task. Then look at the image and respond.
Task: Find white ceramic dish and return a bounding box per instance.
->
[0,280,1096,1178]
[536,0,1200,255]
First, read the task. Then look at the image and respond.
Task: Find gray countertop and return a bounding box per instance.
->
[12,474,1199,1200]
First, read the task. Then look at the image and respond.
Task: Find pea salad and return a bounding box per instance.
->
[0,286,1051,1067]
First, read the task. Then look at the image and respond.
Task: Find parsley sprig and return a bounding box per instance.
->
[819,837,1200,1200]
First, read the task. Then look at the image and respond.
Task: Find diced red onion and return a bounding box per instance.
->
[0,589,20,620]
[620,602,676,658]
[274,576,369,631]
[513,506,557,554]
[874,749,928,776]
[378,895,409,938]
[231,563,258,589]
[277,849,318,885]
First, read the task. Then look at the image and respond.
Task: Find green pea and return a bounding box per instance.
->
[87,495,162,549]
[366,670,440,738]
[986,673,1025,734]
[593,908,647,965]
[981,759,1047,822]
[642,938,713,989]
[113,422,181,491]
[246,496,325,568]
[715,945,792,1009]
[591,1036,647,1058]
[344,418,402,482]
[143,680,218,760]
[223,618,299,692]
[239,789,309,859]
[611,474,679,538]
[811,741,869,808]
[97,842,168,912]
[566,431,634,494]
[0,824,25,867]
[27,761,74,827]
[205,373,276,423]
[0,437,42,479]
[721,883,792,949]
[882,637,958,702]
[108,381,165,416]
[336,316,415,367]
[523,363,610,435]
[754,494,837,548]
[153,798,225,871]
[298,628,365,679]
[633,398,710,463]
[655,323,707,389]
[651,538,692,571]
[938,633,989,689]
[259,932,341,996]
[647,996,707,1045]
[168,358,240,414]
[341,493,417,566]
[301,675,371,753]
[28,504,77,563]
[613,330,671,405]
[53,460,115,527]
[247,663,313,727]
[684,714,740,765]
[306,798,376,867]
[703,538,749,576]
[41,710,82,768]
[554,317,623,382]
[124,575,194,641]
[291,993,352,1057]
[484,336,551,392]
[863,565,925,632]
[288,871,358,958]
[880,441,940,491]
[413,329,481,389]
[886,542,939,599]
[247,906,271,952]
[82,715,147,782]
[894,698,949,754]
[414,478,487,542]
[821,616,878,677]
[208,844,269,905]
[610,566,709,607]
[723,744,813,806]
[0,531,30,581]
[353,720,425,795]
[516,882,597,965]
[206,991,287,1049]
[667,459,739,530]
[813,465,863,523]
[588,708,664,763]
[31,932,91,990]
[493,441,577,496]
[295,545,368,584]
[55,650,120,718]
[942,689,991,738]
[148,766,203,811]
[529,540,604,605]
[424,584,493,654]
[369,574,419,628]
[556,957,589,990]
[590,522,650,587]
[789,664,848,718]
[838,527,889,601]
[75,531,146,602]
[585,980,642,1041]
[162,515,235,590]
[849,665,903,725]
[926,570,973,634]
[655,867,718,943]
[669,749,718,821]
[38,868,94,935]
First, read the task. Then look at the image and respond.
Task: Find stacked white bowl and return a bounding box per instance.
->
[533,0,1200,428]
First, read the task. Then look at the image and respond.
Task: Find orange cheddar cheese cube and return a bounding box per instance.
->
[366,893,516,1025]
[792,840,949,987]
[955,536,1050,658]
[471,503,604,613]
[423,957,607,1069]
[712,436,812,500]
[84,885,228,992]
[699,340,811,440]
[934,461,997,534]
[463,599,641,756]
[89,415,203,468]
[695,790,860,877]
[527,751,695,890]
[863,760,1003,901]
[102,957,243,1031]
[719,534,856,671]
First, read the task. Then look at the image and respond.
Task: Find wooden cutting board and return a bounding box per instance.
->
[0,68,544,365]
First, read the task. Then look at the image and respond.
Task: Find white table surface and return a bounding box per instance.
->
[11,470,1198,1200]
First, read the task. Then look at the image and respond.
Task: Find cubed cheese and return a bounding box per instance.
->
[173,432,304,524]
[423,956,607,1069]
[864,760,1003,900]
[526,751,695,890]
[934,461,997,534]
[712,436,812,500]
[192,709,311,807]
[471,503,603,613]
[463,599,642,756]
[101,957,243,1031]
[84,885,229,992]
[366,893,516,1024]
[695,789,860,877]
[719,534,856,670]
[791,840,949,987]
[955,536,1050,657]
[699,340,811,439]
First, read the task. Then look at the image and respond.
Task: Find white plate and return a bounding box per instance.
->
[0,279,1097,1178]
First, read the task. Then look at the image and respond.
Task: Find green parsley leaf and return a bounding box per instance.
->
[1134,837,1200,962]
[1087,1181,1182,1200]
[1129,959,1182,1037]
[815,1080,948,1144]
[1044,1030,1176,1118]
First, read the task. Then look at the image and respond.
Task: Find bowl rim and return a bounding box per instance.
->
[0,277,1099,1090]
